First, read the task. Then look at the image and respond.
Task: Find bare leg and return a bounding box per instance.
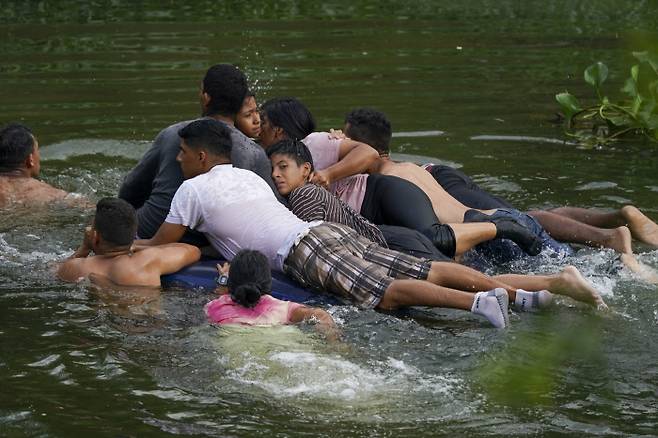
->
[549,205,658,247]
[376,279,474,310]
[619,253,658,284]
[448,222,496,256]
[548,206,626,228]
[376,279,509,328]
[529,210,633,254]
[620,205,658,247]
[426,261,518,301]
[494,266,607,309]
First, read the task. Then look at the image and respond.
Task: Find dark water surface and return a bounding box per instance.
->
[2,2,658,436]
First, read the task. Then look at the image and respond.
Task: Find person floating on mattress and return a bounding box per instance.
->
[137,118,607,329]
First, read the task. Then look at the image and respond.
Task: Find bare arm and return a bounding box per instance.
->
[57,227,94,281]
[57,258,86,282]
[118,131,164,208]
[146,243,201,275]
[290,306,340,341]
[310,139,379,188]
[134,221,187,248]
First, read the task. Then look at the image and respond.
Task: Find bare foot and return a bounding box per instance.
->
[602,226,633,254]
[551,266,608,310]
[619,253,658,284]
[621,205,658,247]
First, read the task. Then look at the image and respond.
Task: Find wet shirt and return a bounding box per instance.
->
[165,164,315,271]
[288,183,387,247]
[302,132,369,213]
[119,118,282,239]
[205,294,303,325]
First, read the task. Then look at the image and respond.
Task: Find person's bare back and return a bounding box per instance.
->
[377,160,489,223]
[58,198,201,288]
[0,176,70,208]
[60,244,200,287]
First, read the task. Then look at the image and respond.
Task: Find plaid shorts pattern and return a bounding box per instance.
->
[283,223,432,308]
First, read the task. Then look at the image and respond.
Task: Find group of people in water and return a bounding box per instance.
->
[3,63,658,334]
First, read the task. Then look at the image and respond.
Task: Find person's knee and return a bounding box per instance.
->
[377,282,401,310]
[426,261,450,284]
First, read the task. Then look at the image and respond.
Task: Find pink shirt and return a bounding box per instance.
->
[204,294,303,326]
[302,132,369,213]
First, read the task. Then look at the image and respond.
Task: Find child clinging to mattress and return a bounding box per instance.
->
[205,249,339,340]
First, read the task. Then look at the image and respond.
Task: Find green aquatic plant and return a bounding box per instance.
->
[556,51,658,148]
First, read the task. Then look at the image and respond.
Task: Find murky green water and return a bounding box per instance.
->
[2,2,657,436]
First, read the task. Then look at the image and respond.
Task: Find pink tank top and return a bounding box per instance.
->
[204,294,303,326]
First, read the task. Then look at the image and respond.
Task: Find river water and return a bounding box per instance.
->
[1,1,657,436]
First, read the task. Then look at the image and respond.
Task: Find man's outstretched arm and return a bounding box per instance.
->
[146,243,202,275]
[134,221,188,248]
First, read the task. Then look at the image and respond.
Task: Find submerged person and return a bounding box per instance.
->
[138,119,608,329]
[118,64,281,243]
[256,98,543,259]
[205,249,339,339]
[0,123,81,208]
[344,108,658,279]
[58,197,201,287]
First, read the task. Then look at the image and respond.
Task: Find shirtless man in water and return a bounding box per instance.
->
[0,123,73,207]
[58,197,201,287]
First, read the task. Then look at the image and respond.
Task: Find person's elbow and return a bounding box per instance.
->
[187,245,202,262]
[357,143,380,169]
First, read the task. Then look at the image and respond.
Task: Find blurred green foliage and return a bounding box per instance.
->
[474,314,606,409]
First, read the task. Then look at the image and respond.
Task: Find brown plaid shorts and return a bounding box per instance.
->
[283,223,432,308]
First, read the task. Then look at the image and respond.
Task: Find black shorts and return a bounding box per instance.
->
[426,165,513,210]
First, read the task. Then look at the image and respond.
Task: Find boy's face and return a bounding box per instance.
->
[270,153,311,196]
[235,96,261,139]
[176,141,204,179]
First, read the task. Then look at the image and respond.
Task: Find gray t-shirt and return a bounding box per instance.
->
[119,118,282,240]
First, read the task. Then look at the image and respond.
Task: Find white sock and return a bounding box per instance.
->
[471,288,509,328]
[514,289,553,312]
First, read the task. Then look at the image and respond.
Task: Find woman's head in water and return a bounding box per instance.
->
[228,249,272,308]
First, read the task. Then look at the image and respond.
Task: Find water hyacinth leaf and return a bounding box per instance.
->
[556,92,582,119]
[631,64,639,82]
[584,62,608,89]
[633,51,658,73]
[622,68,639,99]
[638,100,657,125]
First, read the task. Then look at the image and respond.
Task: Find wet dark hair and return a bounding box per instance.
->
[202,64,248,117]
[0,123,35,172]
[178,119,233,160]
[260,97,316,140]
[344,108,392,154]
[94,198,137,247]
[266,138,315,171]
[228,249,272,308]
